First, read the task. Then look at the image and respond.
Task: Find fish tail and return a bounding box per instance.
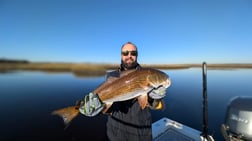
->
[51,106,80,127]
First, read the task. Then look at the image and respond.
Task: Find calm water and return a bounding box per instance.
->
[0,68,252,141]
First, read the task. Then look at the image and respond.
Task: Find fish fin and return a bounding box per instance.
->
[147,99,165,110]
[155,100,165,110]
[106,76,118,83]
[137,94,148,109]
[102,103,112,114]
[51,106,79,128]
[105,70,135,83]
[119,69,136,77]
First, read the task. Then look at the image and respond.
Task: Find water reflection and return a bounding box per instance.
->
[0,69,252,141]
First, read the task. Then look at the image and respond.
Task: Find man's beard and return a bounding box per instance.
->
[121,58,138,70]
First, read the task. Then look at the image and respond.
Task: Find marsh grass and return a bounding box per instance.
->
[0,63,110,76]
[1,62,252,76]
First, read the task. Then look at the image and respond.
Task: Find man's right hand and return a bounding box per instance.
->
[148,86,167,99]
[78,92,105,117]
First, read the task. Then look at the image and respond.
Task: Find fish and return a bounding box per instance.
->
[52,68,171,126]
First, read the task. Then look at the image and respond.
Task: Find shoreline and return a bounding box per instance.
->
[1,62,252,76]
[1,62,252,69]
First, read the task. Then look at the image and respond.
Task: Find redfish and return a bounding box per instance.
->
[52,68,171,125]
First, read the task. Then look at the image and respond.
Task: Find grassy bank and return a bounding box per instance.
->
[142,63,252,69]
[0,63,110,76]
[1,62,252,76]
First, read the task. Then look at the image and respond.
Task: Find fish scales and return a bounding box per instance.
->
[94,68,169,103]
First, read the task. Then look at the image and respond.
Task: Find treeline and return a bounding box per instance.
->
[0,58,30,64]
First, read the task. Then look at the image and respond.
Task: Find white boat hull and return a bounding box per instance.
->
[152,117,214,141]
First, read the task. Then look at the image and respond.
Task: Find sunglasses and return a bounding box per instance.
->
[121,50,138,56]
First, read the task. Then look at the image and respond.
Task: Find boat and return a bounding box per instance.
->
[152,117,214,141]
[152,62,252,141]
[151,62,214,141]
[152,62,214,141]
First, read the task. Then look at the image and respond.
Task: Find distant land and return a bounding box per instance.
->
[1,58,252,76]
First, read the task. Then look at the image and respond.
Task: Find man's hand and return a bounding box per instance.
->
[79,92,105,117]
[148,86,167,99]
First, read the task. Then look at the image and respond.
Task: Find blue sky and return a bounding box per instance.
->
[0,0,251,64]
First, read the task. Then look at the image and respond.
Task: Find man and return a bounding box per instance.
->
[80,42,165,141]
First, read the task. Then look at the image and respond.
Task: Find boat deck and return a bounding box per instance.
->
[152,117,214,141]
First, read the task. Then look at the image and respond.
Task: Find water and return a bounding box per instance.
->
[0,68,252,141]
